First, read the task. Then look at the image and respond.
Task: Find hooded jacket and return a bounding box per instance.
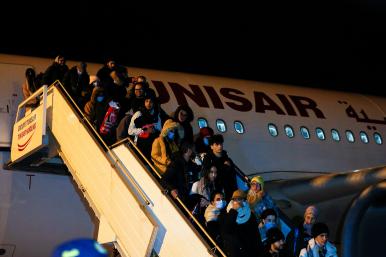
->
[84,87,109,129]
[151,119,180,174]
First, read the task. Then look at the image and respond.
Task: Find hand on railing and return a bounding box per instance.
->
[234,163,251,183]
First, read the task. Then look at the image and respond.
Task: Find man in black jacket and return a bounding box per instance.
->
[202,134,237,202]
[218,189,264,257]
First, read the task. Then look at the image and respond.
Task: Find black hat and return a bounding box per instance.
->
[266,227,284,244]
[311,222,329,238]
[261,208,277,220]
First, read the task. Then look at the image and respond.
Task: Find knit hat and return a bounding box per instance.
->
[261,208,277,220]
[231,189,247,200]
[266,227,284,244]
[311,222,329,238]
[52,238,108,257]
[304,205,318,219]
[199,127,214,138]
[250,176,264,190]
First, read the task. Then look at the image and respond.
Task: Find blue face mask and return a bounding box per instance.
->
[215,200,226,209]
[167,131,175,140]
[96,96,104,102]
[264,222,277,231]
[203,137,209,146]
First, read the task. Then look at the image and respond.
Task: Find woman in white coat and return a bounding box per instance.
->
[299,222,338,257]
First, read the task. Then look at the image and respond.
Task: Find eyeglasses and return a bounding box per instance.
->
[232,198,243,202]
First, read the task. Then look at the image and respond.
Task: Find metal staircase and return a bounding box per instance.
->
[9,82,223,257]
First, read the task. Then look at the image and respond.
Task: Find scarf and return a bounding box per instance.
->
[204,204,221,222]
[227,200,251,224]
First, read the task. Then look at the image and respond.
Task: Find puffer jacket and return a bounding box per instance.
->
[151,119,180,174]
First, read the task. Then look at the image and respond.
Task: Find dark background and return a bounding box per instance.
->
[2,1,386,96]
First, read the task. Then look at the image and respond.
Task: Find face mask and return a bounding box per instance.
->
[193,155,202,165]
[96,96,104,102]
[167,131,175,140]
[203,137,209,146]
[264,221,277,231]
[215,200,226,209]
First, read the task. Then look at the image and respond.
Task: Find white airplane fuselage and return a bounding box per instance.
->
[2,54,386,179]
[1,54,386,257]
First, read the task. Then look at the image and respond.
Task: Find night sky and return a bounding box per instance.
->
[3,1,386,96]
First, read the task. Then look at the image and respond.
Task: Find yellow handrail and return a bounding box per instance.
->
[56,80,226,256]
[53,80,151,206]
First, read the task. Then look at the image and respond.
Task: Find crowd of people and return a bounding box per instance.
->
[23,55,338,257]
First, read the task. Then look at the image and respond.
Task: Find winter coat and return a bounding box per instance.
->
[42,62,69,86]
[299,238,338,257]
[171,105,194,144]
[128,109,162,143]
[162,154,190,202]
[191,178,221,208]
[84,87,109,130]
[151,119,180,174]
[247,191,278,220]
[286,222,312,257]
[63,66,90,108]
[202,151,238,202]
[218,206,264,257]
[129,107,161,160]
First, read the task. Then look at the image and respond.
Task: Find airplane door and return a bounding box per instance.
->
[0,244,15,257]
[0,63,31,147]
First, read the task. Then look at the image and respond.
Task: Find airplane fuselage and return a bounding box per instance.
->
[1,54,386,180]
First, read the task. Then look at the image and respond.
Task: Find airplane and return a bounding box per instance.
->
[0,53,385,257]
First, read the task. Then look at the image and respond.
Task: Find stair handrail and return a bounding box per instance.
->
[53,80,151,206]
[55,81,227,256]
[111,137,227,256]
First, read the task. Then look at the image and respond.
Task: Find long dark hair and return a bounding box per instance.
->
[25,68,37,93]
[173,104,194,123]
[201,164,217,188]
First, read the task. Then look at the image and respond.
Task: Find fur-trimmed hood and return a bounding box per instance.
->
[160,119,179,137]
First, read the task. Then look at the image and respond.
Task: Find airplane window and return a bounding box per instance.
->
[197,118,208,128]
[300,126,310,139]
[345,130,355,143]
[284,125,294,138]
[359,131,369,144]
[216,119,227,133]
[374,132,383,145]
[268,123,278,137]
[331,129,340,141]
[316,128,325,140]
[234,121,245,134]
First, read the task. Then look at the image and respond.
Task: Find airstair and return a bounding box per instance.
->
[8,82,225,257]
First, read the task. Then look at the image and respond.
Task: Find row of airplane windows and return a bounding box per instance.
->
[267,123,383,145]
[196,117,383,145]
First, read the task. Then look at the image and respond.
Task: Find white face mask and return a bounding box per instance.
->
[215,200,226,209]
